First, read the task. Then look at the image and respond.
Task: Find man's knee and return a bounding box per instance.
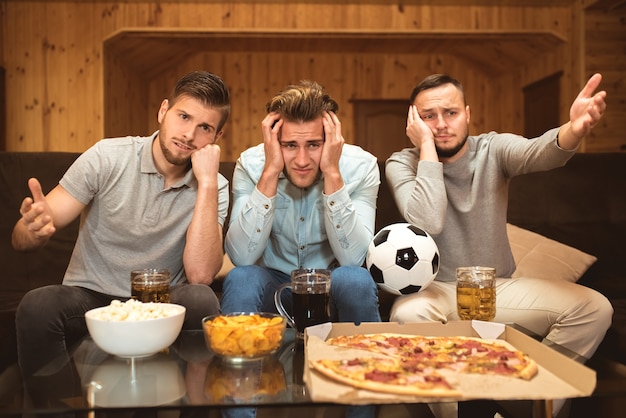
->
[331,266,376,290]
[172,284,219,329]
[591,290,614,331]
[17,285,65,325]
[173,283,218,305]
[224,265,265,287]
[390,294,443,323]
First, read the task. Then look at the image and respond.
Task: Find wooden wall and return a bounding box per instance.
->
[584,4,626,152]
[1,1,624,158]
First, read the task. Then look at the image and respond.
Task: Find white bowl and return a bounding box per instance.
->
[85,302,186,358]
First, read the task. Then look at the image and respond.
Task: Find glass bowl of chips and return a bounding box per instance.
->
[202,312,286,362]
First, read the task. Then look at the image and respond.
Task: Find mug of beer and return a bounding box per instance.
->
[456,266,496,321]
[274,268,331,339]
[130,268,171,303]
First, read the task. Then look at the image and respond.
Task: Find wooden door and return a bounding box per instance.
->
[353,100,411,162]
[523,72,562,138]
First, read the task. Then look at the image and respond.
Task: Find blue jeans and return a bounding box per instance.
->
[220,265,380,418]
[16,283,220,377]
[221,406,376,418]
[220,265,381,323]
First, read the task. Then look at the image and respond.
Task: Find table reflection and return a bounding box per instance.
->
[86,353,186,407]
[204,355,287,403]
[16,329,310,414]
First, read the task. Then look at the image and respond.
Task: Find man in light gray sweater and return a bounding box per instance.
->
[385,73,612,362]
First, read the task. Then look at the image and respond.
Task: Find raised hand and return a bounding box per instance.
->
[569,73,607,139]
[19,178,56,240]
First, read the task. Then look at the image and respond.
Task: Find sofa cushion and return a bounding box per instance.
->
[507,223,597,283]
[0,152,81,298]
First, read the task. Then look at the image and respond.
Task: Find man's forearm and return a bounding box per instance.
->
[225,187,274,266]
[184,183,223,284]
[323,188,376,266]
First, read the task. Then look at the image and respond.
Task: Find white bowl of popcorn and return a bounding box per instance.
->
[85,299,186,358]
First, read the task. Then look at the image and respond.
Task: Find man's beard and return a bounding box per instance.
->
[283,167,322,188]
[160,137,191,167]
[436,136,468,159]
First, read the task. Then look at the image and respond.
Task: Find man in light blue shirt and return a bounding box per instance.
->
[222,80,381,327]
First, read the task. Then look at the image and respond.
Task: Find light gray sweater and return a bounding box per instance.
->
[385,128,575,282]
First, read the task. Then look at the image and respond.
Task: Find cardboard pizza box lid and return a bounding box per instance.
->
[303,321,595,404]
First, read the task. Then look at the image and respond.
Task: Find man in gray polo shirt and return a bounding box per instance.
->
[12,71,230,378]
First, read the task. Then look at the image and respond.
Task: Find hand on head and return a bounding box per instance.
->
[406,105,434,148]
[261,112,285,177]
[319,111,344,176]
[406,105,439,162]
[569,73,607,139]
[20,178,56,240]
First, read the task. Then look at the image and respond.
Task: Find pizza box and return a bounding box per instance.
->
[303,320,595,404]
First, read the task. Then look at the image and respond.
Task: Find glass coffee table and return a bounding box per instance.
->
[0,326,624,418]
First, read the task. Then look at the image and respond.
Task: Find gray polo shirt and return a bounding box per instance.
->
[59,133,229,297]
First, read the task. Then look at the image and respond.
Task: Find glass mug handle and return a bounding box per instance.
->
[274,283,296,330]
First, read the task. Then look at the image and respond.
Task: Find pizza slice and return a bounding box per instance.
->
[309,356,461,397]
[326,333,415,357]
[442,337,538,380]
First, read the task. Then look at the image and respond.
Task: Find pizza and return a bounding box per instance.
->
[309,333,538,397]
[312,356,461,397]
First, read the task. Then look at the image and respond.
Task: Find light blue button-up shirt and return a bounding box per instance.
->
[225,143,380,273]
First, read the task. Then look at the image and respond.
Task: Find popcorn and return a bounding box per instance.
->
[91,299,175,321]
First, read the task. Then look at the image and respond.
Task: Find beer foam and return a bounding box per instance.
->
[91,299,175,321]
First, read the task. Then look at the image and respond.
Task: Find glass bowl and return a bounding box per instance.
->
[202,312,286,363]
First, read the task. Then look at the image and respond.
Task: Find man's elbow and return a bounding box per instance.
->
[405,214,443,235]
[185,261,223,286]
[224,244,257,268]
[185,269,216,286]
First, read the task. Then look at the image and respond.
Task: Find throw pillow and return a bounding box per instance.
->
[507,223,597,283]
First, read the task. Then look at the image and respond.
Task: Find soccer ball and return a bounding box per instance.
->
[366,223,440,295]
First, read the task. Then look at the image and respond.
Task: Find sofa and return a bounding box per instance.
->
[1,151,625,376]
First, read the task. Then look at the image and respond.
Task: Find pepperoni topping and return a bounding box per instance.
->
[457,340,489,352]
[492,362,516,374]
[485,350,516,360]
[364,369,400,383]
[388,336,412,347]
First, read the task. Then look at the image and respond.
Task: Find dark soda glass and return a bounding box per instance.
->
[292,291,331,334]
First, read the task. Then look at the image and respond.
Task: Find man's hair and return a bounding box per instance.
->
[265,80,339,122]
[170,71,231,131]
[409,74,466,105]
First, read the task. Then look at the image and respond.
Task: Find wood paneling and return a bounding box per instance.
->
[104,29,566,78]
[524,72,562,138]
[584,7,626,152]
[104,29,564,161]
[0,67,5,151]
[1,1,623,155]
